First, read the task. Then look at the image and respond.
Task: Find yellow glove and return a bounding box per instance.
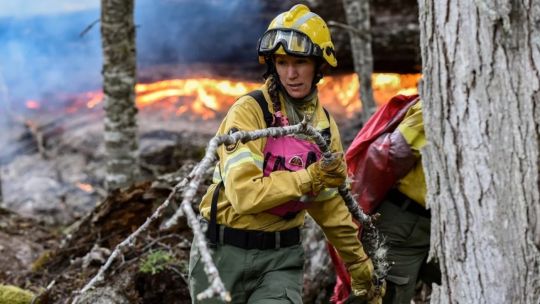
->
[348,258,386,304]
[368,281,386,304]
[349,257,374,299]
[306,153,347,193]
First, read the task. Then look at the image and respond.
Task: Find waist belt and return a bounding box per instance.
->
[386,189,431,218]
[204,220,301,250]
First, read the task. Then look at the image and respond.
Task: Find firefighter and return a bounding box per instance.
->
[337,96,441,304]
[370,100,441,304]
[188,4,382,304]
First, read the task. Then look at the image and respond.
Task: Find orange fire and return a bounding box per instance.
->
[135,78,259,120]
[25,73,420,119]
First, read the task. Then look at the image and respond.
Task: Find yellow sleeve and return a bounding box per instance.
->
[328,112,345,154]
[218,97,313,215]
[307,195,365,265]
[397,100,425,156]
[396,100,427,205]
[307,111,364,265]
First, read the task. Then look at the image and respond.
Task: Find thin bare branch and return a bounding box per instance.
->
[74,179,190,300]
[79,19,100,37]
[327,20,371,41]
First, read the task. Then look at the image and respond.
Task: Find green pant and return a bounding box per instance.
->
[188,235,304,303]
[374,199,440,304]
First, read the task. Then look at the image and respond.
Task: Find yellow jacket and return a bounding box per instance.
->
[396,100,427,206]
[199,79,366,265]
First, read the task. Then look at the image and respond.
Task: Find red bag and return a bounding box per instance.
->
[330,94,419,304]
[346,94,419,214]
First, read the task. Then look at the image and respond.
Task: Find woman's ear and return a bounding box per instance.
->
[318,62,330,75]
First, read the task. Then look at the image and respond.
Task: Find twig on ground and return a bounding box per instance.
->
[141,234,183,253]
[74,179,190,301]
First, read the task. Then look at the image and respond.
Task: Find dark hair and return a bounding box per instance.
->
[266,74,281,124]
[262,59,282,126]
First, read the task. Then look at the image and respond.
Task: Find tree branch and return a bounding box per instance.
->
[75,119,388,302]
[79,19,100,37]
[328,20,371,41]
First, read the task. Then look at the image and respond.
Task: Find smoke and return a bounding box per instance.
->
[136,0,267,66]
[0,0,268,112]
[0,9,102,109]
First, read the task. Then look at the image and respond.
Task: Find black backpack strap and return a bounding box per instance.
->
[207,90,269,243]
[247,90,273,128]
[323,107,330,122]
[321,107,332,145]
[207,181,223,245]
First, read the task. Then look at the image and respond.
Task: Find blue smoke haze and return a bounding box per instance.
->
[0,0,268,112]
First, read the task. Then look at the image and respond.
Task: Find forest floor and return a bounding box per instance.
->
[0,181,198,303]
[0,111,215,303]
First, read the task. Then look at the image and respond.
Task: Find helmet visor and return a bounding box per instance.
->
[258,29,320,57]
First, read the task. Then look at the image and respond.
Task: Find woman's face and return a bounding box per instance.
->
[274,55,316,99]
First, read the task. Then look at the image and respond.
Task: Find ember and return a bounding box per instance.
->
[76,182,94,193]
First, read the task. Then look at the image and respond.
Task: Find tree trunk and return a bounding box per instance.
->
[101,0,139,191]
[419,1,540,303]
[341,0,375,123]
[0,170,3,203]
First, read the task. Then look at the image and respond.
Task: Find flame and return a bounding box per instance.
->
[318,73,421,116]
[135,78,259,119]
[86,92,103,108]
[24,73,420,119]
[133,73,420,118]
[26,100,40,109]
[76,182,94,193]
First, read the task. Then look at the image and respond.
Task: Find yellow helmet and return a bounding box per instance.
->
[257,4,337,67]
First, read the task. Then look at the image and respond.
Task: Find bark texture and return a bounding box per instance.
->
[419,1,540,303]
[101,0,139,190]
[0,170,3,202]
[341,0,376,123]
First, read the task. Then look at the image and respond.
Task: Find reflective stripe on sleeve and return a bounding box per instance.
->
[222,147,264,182]
[212,165,222,183]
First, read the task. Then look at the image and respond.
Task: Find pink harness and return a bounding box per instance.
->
[263,135,322,218]
[213,90,330,220]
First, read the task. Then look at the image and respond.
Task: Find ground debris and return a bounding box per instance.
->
[1,182,193,304]
[0,207,56,288]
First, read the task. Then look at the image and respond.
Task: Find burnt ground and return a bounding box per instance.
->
[0,109,215,303]
[1,179,203,303]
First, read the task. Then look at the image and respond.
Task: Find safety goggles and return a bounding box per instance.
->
[258,29,322,58]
